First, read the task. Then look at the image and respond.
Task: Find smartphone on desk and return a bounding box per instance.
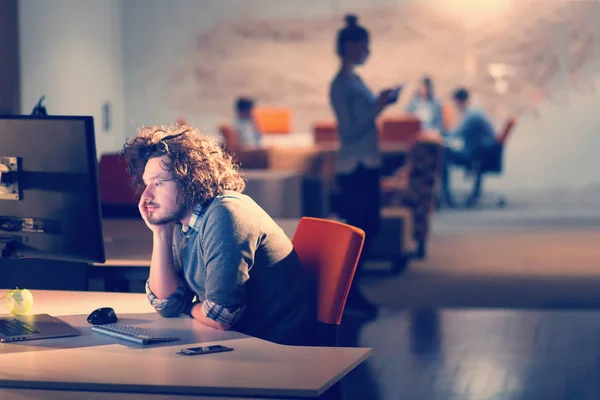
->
[178,344,234,356]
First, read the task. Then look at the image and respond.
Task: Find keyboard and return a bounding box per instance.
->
[91,323,180,345]
[0,319,39,337]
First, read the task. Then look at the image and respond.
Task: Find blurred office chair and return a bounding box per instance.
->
[312,121,338,146]
[378,116,422,177]
[292,217,365,347]
[441,101,456,132]
[467,116,517,208]
[98,154,140,217]
[31,96,48,116]
[217,124,269,170]
[218,124,238,151]
[253,107,292,134]
[379,116,421,147]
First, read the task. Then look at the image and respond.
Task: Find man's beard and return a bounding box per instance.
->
[147,197,189,225]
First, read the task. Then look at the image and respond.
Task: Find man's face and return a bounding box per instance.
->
[141,155,188,225]
[237,109,252,120]
[418,83,428,98]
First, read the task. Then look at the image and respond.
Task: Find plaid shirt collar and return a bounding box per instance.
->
[181,203,203,237]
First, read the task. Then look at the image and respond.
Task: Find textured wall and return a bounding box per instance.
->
[166,0,600,130]
[122,0,600,191]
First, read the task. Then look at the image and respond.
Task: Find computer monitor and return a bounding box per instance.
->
[0,115,105,263]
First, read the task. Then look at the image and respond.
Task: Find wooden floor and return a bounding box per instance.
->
[338,309,600,400]
[336,204,600,400]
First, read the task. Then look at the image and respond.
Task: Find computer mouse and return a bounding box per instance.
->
[87,307,118,325]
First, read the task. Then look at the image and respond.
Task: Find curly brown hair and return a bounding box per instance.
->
[120,124,246,208]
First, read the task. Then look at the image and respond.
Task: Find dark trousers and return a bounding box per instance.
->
[441,148,483,204]
[336,164,381,268]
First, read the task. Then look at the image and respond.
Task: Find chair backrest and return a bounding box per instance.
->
[312,121,338,145]
[498,116,516,144]
[442,101,456,132]
[292,217,365,326]
[218,124,238,150]
[253,107,292,134]
[98,154,139,206]
[380,116,421,145]
[479,117,516,174]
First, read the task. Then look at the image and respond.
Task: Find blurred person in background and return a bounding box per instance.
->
[234,97,263,149]
[442,87,496,207]
[405,75,444,135]
[329,14,404,319]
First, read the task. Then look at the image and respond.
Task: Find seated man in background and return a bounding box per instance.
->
[442,88,497,207]
[120,125,316,346]
[234,97,264,149]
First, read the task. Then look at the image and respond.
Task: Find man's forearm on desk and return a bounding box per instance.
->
[190,302,231,331]
[146,280,191,318]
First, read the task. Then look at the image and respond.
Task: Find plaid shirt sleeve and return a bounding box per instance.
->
[201,300,246,328]
[146,278,194,318]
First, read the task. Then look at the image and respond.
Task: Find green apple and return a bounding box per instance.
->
[5,288,34,316]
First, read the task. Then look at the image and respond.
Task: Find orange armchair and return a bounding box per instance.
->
[292,217,365,346]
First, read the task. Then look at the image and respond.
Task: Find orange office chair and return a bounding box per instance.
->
[292,217,365,346]
[253,107,292,134]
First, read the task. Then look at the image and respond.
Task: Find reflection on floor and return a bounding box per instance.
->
[337,204,600,400]
[339,309,600,400]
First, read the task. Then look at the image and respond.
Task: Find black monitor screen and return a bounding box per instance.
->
[0,116,105,263]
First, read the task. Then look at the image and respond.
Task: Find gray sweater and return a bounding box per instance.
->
[329,72,382,173]
[151,191,316,345]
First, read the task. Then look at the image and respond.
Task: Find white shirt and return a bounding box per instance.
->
[235,119,263,149]
[414,100,434,128]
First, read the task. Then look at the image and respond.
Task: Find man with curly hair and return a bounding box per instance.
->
[120,125,316,345]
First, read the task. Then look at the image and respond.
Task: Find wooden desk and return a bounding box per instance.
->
[0,290,370,398]
[0,389,267,400]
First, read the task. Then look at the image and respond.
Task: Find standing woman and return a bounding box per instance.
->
[329,14,402,317]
